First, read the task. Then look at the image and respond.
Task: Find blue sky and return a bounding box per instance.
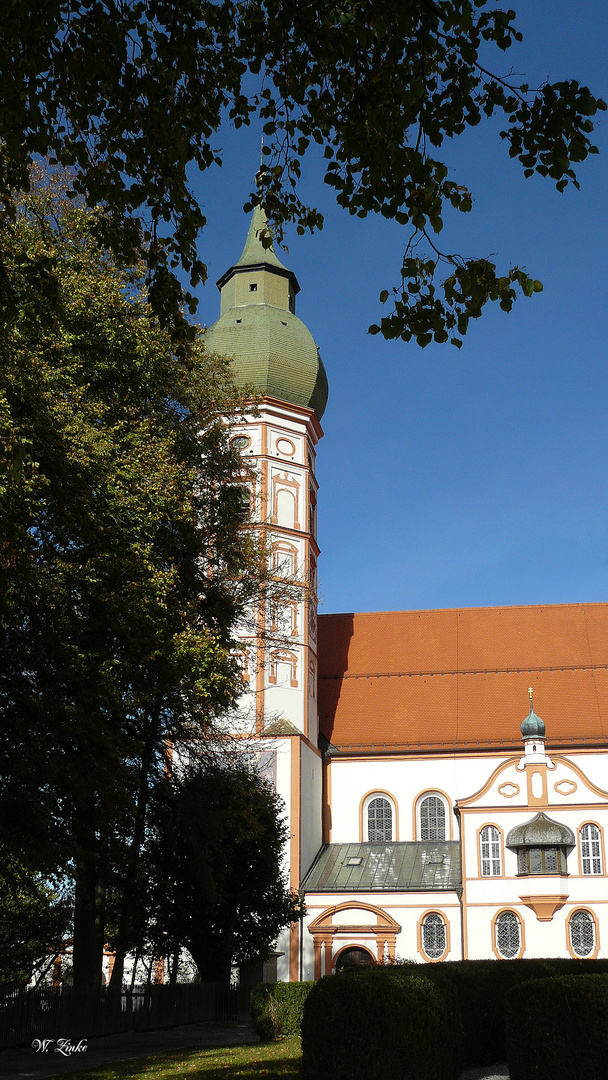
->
[192,1,608,616]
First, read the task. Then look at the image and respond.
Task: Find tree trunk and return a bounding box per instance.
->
[109,718,159,990]
[72,854,102,987]
[187,943,233,986]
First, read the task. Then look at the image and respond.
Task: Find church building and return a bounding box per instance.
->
[205,207,608,982]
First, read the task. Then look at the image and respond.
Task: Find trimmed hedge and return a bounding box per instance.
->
[300,966,463,1080]
[250,981,314,1041]
[417,957,608,1067]
[254,957,608,1064]
[505,974,608,1080]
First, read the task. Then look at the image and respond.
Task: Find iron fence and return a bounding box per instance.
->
[0,982,249,1050]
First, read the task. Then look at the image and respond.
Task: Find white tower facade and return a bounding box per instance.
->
[205,207,328,979]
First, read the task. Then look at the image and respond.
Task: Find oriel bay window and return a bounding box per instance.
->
[506,812,574,876]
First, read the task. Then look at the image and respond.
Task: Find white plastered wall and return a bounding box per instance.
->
[328,752,508,843]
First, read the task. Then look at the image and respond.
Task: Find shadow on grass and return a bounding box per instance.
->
[52,1036,302,1080]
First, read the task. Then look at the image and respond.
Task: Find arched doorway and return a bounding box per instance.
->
[335,946,375,971]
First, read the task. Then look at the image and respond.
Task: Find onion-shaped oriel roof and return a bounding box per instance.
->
[205,206,328,421]
[506,812,575,852]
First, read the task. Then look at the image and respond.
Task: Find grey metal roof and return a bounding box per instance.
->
[302,842,462,893]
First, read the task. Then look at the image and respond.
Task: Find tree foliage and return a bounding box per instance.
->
[0,1,604,344]
[0,166,264,985]
[147,757,300,983]
[0,860,71,987]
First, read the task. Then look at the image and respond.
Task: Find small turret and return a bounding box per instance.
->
[521,687,547,762]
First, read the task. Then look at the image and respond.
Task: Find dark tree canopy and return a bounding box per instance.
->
[0,1,604,344]
[0,167,264,985]
[148,759,300,983]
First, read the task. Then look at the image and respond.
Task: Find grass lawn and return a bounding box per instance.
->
[52,1036,302,1080]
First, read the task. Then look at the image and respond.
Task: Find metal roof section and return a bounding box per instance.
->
[302,842,462,893]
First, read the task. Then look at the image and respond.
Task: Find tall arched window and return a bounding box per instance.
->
[495,911,521,959]
[420,795,446,840]
[480,826,502,877]
[421,912,447,960]
[367,797,393,842]
[569,910,595,957]
[580,824,603,876]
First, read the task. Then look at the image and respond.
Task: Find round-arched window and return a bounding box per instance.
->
[422,912,447,960]
[367,796,393,842]
[420,795,446,840]
[495,911,521,959]
[569,910,595,957]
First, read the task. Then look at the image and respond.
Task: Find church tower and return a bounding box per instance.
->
[205,205,328,980]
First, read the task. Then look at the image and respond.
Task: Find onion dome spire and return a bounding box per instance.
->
[521,686,546,739]
[205,201,328,420]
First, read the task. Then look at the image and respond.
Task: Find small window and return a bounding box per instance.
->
[580,824,603,876]
[249,282,257,292]
[495,911,521,959]
[235,486,251,520]
[422,913,447,960]
[367,797,393,842]
[231,434,251,451]
[480,826,502,877]
[517,847,567,875]
[569,910,595,957]
[420,795,446,841]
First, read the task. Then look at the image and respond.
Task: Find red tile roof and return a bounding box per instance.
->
[317,603,608,751]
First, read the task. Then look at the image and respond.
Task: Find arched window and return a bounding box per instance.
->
[271,541,298,579]
[421,913,447,960]
[569,910,595,957]
[495,911,521,959]
[580,824,603,876]
[367,796,393,842]
[419,795,446,840]
[480,826,502,877]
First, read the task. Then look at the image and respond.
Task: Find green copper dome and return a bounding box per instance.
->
[521,706,546,739]
[206,206,328,420]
